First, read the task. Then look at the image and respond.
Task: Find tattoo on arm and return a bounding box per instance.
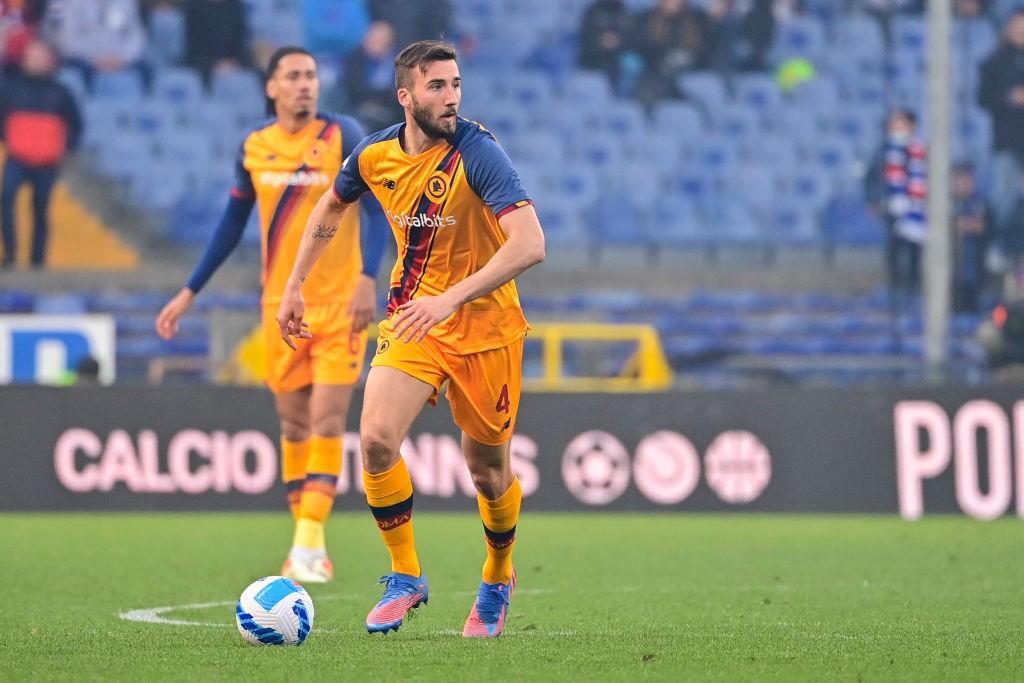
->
[312,224,338,240]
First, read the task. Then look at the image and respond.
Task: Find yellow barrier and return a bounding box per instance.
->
[524,322,673,392]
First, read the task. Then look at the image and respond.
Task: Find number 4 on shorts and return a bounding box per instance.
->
[495,383,510,413]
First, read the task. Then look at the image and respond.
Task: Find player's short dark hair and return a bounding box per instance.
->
[264,46,315,116]
[394,40,458,90]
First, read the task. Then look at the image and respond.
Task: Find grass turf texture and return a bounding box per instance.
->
[2,513,1022,681]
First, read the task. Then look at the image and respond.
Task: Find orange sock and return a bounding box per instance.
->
[281,438,310,520]
[478,477,522,584]
[293,435,342,550]
[363,458,420,576]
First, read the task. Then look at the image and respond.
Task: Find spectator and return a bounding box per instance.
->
[952,162,992,312]
[633,0,711,105]
[342,20,402,133]
[182,0,250,84]
[42,0,148,91]
[577,0,634,90]
[978,10,1024,268]
[369,0,451,49]
[955,0,985,18]
[707,0,774,74]
[865,109,927,305]
[0,39,81,268]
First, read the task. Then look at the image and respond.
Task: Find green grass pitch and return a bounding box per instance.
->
[3,512,1023,681]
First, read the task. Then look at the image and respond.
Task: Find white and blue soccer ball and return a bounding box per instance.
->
[235,576,315,646]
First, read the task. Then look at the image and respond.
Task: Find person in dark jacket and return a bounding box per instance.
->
[577,0,634,89]
[182,0,251,84]
[978,9,1024,264]
[0,39,81,267]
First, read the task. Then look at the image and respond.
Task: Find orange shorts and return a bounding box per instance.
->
[370,329,524,446]
[261,302,367,394]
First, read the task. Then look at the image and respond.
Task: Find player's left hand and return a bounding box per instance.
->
[392,293,460,343]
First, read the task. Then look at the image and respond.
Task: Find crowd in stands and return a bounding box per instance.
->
[0,0,1017,319]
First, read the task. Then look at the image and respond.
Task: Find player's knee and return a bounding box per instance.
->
[467,459,511,500]
[360,425,400,473]
[311,413,344,438]
[279,416,310,442]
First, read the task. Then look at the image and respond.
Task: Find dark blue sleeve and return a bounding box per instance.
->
[232,139,255,199]
[462,129,532,218]
[332,135,370,203]
[185,194,256,293]
[359,191,389,277]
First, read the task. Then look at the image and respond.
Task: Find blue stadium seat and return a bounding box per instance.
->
[647,197,702,246]
[767,201,818,244]
[98,134,155,177]
[93,70,145,100]
[787,172,833,211]
[834,15,885,58]
[770,16,827,63]
[603,101,647,139]
[563,71,613,108]
[211,70,264,107]
[694,137,739,176]
[153,68,204,105]
[734,74,782,112]
[892,16,927,53]
[573,136,623,169]
[503,71,554,107]
[156,131,213,166]
[725,166,776,210]
[716,105,761,140]
[535,197,582,245]
[651,101,705,138]
[706,199,761,244]
[590,192,644,245]
[677,72,727,113]
[131,100,176,135]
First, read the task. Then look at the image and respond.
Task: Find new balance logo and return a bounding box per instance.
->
[500,418,512,433]
[382,178,396,190]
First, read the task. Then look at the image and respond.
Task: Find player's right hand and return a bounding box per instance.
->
[155,288,195,340]
[276,287,312,350]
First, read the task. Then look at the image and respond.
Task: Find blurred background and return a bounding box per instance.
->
[3,0,1024,391]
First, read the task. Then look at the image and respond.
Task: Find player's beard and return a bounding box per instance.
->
[411,98,457,139]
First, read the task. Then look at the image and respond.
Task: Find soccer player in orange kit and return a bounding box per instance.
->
[276,41,545,637]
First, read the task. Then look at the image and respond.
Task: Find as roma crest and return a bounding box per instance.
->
[425,171,451,203]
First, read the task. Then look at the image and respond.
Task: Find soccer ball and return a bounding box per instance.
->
[235,576,315,646]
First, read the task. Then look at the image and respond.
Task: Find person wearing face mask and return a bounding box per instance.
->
[865,109,927,307]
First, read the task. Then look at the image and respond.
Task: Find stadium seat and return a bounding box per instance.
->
[834,15,885,58]
[503,71,554,108]
[892,16,927,53]
[651,101,705,139]
[647,197,703,246]
[603,101,648,139]
[767,201,819,245]
[563,71,614,108]
[211,70,264,107]
[152,68,204,105]
[770,16,827,63]
[734,74,783,113]
[130,101,176,135]
[677,72,727,113]
[716,105,762,141]
[93,70,145,100]
[787,172,833,211]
